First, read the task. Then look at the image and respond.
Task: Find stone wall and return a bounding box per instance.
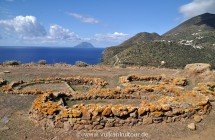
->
[1,72,214,130]
[27,75,213,130]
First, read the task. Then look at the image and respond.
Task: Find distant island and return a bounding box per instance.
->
[73,42,95,48]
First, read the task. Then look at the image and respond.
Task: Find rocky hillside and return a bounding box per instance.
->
[163,13,215,49]
[102,13,215,68]
[102,32,161,61]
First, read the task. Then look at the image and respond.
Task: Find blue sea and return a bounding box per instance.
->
[0,47,104,64]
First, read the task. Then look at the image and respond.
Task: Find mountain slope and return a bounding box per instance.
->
[109,41,215,68]
[102,13,215,68]
[102,32,161,61]
[163,13,215,49]
[164,13,215,36]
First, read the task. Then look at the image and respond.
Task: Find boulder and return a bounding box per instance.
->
[151,111,163,117]
[185,63,211,74]
[187,123,196,130]
[102,107,112,116]
[143,117,153,125]
[129,111,138,118]
[63,121,71,131]
[3,71,10,73]
[70,109,82,118]
[111,105,129,117]
[119,76,129,84]
[94,125,104,129]
[92,106,104,117]
[80,107,92,120]
[173,78,188,86]
[193,115,202,123]
[138,107,147,116]
[0,126,10,131]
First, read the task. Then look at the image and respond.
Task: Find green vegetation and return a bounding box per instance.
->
[102,13,215,68]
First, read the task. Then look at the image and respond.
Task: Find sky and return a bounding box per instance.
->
[0,0,215,47]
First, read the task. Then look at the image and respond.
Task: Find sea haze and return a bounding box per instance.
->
[0,47,104,64]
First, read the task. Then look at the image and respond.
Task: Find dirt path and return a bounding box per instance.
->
[113,55,119,66]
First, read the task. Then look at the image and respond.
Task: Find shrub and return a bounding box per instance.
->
[75,61,89,67]
[3,60,21,66]
[38,60,47,65]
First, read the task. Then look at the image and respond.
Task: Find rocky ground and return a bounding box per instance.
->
[0,64,215,140]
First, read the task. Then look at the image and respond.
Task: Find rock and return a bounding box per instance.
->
[70,109,82,118]
[0,126,10,131]
[165,117,172,123]
[187,123,196,130]
[77,125,85,130]
[1,116,10,124]
[75,61,89,67]
[119,76,129,84]
[119,120,125,124]
[138,108,147,116]
[172,116,181,122]
[111,105,129,117]
[194,115,202,123]
[81,107,92,120]
[100,120,106,126]
[185,63,211,74]
[47,115,54,119]
[92,106,104,117]
[94,125,104,129]
[130,111,138,118]
[63,121,71,131]
[130,118,138,125]
[3,71,10,73]
[46,119,55,128]
[164,111,174,117]
[161,105,171,111]
[137,122,143,126]
[38,60,47,65]
[3,61,21,66]
[153,117,163,123]
[84,125,94,130]
[151,111,163,117]
[173,78,188,86]
[143,117,153,125]
[91,122,99,129]
[68,118,76,125]
[105,122,114,127]
[73,124,80,130]
[116,86,122,90]
[55,121,64,128]
[91,116,101,123]
[184,111,195,119]
[102,107,112,116]
[80,119,90,125]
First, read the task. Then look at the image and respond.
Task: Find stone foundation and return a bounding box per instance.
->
[28,75,213,130]
[1,74,214,130]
